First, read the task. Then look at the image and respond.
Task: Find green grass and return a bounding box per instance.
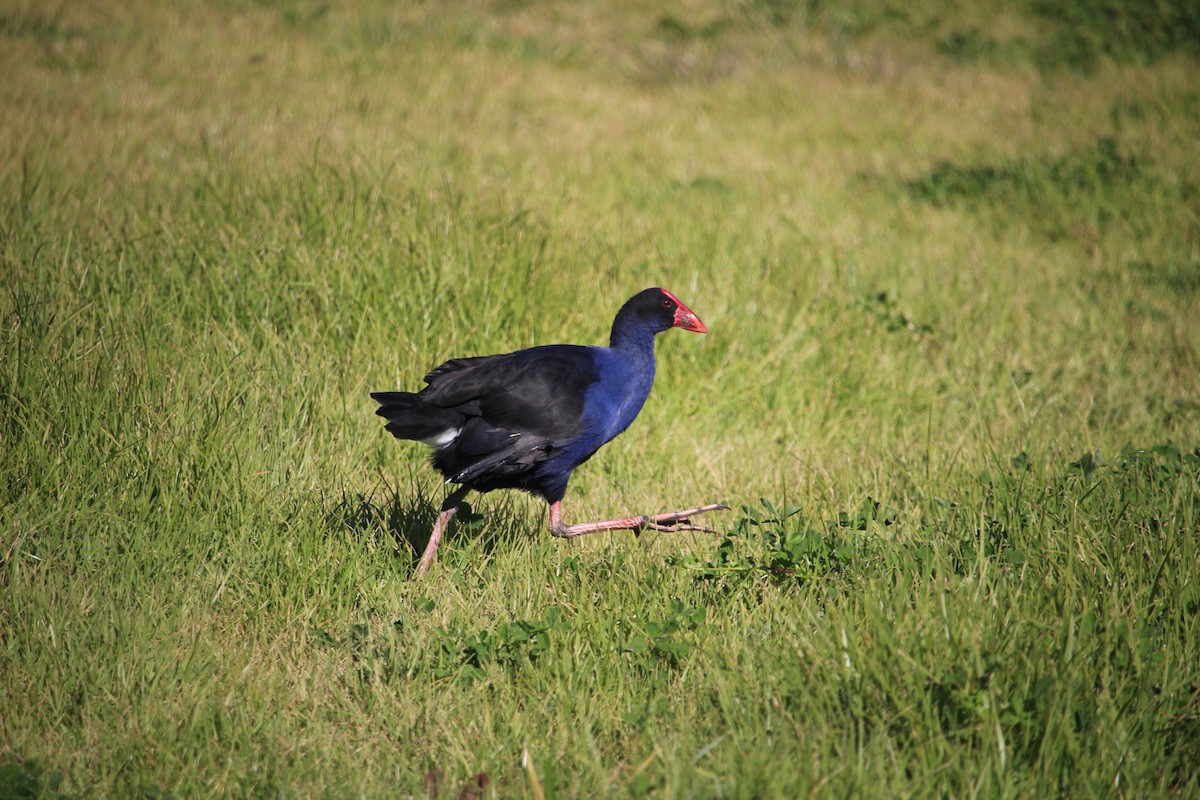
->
[2,0,1199,796]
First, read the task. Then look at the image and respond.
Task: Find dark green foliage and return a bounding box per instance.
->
[426,609,570,684]
[935,27,1030,66]
[0,759,64,800]
[906,137,1137,206]
[763,0,1200,72]
[1128,258,1200,293]
[895,136,1157,239]
[856,292,934,335]
[687,498,889,586]
[0,7,96,72]
[313,607,573,688]
[0,9,77,43]
[622,600,707,666]
[1031,0,1200,70]
[655,14,731,41]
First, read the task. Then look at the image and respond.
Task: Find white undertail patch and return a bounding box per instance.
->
[423,427,461,448]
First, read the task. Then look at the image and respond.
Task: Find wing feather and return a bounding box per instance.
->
[415,345,601,488]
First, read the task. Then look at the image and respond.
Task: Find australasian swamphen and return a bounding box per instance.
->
[371,287,727,576]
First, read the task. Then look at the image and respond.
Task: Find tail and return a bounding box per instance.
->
[370,391,462,444]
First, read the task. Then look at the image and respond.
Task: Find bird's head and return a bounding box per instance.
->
[616,287,707,333]
[609,288,708,348]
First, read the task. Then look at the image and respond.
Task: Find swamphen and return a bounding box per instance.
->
[372,287,727,577]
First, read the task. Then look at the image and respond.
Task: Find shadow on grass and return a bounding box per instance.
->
[327,482,527,574]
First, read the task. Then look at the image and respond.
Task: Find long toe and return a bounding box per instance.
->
[647,504,731,525]
[644,520,721,534]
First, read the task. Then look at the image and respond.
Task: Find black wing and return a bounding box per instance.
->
[416,345,601,488]
[419,345,599,439]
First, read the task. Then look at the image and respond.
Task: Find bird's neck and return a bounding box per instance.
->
[599,326,659,438]
[608,324,658,362]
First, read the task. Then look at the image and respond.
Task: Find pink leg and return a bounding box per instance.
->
[548,500,729,539]
[416,486,470,577]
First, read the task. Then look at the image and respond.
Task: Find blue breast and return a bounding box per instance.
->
[525,321,661,502]
[581,345,657,445]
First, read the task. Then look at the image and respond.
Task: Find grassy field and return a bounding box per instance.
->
[3,0,1199,796]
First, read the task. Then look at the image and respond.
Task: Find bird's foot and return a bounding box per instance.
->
[638,504,731,534]
[550,503,730,538]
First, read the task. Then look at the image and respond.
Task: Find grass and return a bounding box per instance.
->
[2,0,1199,796]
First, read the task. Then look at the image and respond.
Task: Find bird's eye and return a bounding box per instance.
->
[661,298,673,308]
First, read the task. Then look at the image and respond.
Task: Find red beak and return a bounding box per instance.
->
[662,290,708,334]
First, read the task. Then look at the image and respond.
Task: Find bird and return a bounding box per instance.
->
[371,287,728,577]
